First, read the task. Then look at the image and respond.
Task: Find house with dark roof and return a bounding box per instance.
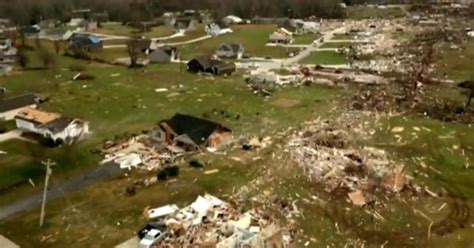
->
[173,19,196,33]
[0,94,39,121]
[187,56,236,76]
[69,33,103,50]
[216,43,244,59]
[154,113,232,151]
[15,108,89,145]
[149,46,179,63]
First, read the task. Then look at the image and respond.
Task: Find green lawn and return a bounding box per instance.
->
[434,40,474,81]
[332,33,355,40]
[345,6,406,19]
[177,24,298,59]
[300,51,348,65]
[96,22,174,38]
[1,28,474,248]
[293,33,320,45]
[320,42,353,48]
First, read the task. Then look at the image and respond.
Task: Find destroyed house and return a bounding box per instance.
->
[187,56,236,75]
[0,94,38,121]
[69,33,102,50]
[149,46,179,63]
[216,43,244,59]
[156,113,232,150]
[15,108,89,145]
[173,19,196,33]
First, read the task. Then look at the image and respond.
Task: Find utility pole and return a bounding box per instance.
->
[39,159,55,227]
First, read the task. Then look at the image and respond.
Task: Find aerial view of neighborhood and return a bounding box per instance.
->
[0,0,473,247]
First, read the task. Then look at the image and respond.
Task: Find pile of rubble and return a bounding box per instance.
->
[144,194,292,247]
[101,135,175,171]
[288,120,409,206]
[245,70,314,97]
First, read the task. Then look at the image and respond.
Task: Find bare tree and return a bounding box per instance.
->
[127,37,140,68]
[53,40,61,54]
[17,47,29,69]
[38,48,56,69]
[459,80,474,108]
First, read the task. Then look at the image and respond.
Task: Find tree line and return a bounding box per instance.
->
[0,0,352,25]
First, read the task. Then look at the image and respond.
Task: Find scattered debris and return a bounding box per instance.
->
[140,194,293,247]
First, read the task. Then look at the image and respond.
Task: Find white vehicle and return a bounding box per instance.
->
[139,228,166,248]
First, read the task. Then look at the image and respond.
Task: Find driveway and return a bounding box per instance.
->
[0,129,35,143]
[238,26,348,70]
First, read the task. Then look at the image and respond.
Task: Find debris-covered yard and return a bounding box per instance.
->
[1,5,474,248]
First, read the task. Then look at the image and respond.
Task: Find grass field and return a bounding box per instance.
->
[293,33,320,45]
[300,51,348,65]
[1,24,474,248]
[434,40,474,81]
[345,6,406,19]
[177,24,297,59]
[95,23,174,38]
[320,42,352,48]
[332,33,355,40]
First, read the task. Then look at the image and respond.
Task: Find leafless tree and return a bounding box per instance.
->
[54,40,61,54]
[459,80,474,108]
[38,48,56,69]
[17,47,29,69]
[127,37,141,68]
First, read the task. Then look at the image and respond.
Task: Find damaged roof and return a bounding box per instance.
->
[40,117,75,134]
[163,113,230,145]
[16,107,61,125]
[0,93,38,113]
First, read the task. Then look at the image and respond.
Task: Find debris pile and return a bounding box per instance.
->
[102,135,175,171]
[288,120,410,205]
[351,85,401,112]
[143,194,293,247]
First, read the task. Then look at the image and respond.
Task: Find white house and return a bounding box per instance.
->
[0,94,38,121]
[15,108,89,145]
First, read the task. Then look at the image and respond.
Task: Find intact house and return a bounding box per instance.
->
[268,29,293,44]
[15,108,89,145]
[151,113,232,152]
[187,56,236,76]
[69,33,103,50]
[216,43,244,59]
[205,22,232,37]
[149,46,179,63]
[0,94,39,121]
[173,19,196,34]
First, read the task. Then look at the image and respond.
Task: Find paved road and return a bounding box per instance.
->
[0,162,121,221]
[239,26,347,71]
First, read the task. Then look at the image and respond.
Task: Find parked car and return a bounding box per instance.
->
[137,223,166,239]
[139,226,167,248]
